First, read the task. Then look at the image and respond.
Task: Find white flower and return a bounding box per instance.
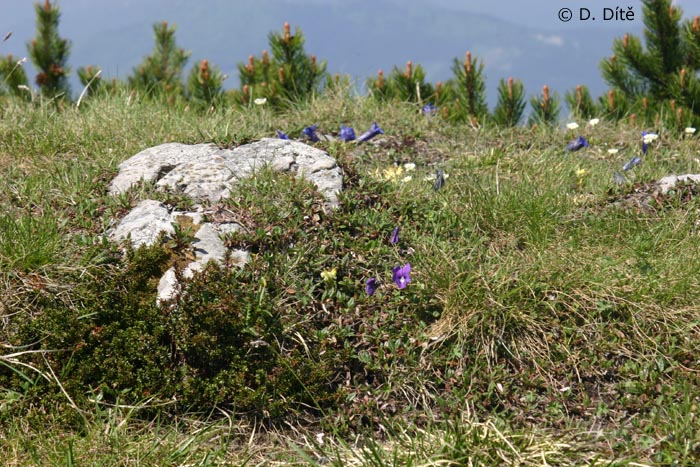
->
[403,162,416,171]
[566,122,579,130]
[588,118,600,126]
[254,97,267,105]
[401,176,413,183]
[16,57,27,66]
[17,84,30,92]
[685,127,696,135]
[423,172,449,182]
[607,148,619,155]
[642,132,658,144]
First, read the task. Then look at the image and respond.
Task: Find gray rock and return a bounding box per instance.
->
[108,138,340,306]
[109,138,343,207]
[109,200,175,248]
[157,267,179,304]
[656,174,700,194]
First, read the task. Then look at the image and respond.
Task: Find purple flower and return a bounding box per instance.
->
[423,103,438,116]
[622,156,642,171]
[365,277,378,296]
[276,130,290,140]
[392,263,411,289]
[356,122,384,143]
[339,124,356,142]
[565,136,589,152]
[303,124,320,142]
[390,226,400,245]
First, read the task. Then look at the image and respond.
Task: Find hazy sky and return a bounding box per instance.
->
[2,0,698,107]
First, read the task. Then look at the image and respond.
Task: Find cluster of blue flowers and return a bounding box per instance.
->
[276,122,384,144]
[565,130,658,184]
[365,226,411,296]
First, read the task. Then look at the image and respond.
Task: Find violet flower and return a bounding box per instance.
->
[622,156,642,171]
[565,136,589,152]
[392,263,411,289]
[423,103,438,116]
[356,122,384,143]
[339,124,356,142]
[390,226,400,245]
[276,130,290,140]
[303,124,320,142]
[434,169,445,191]
[365,277,378,296]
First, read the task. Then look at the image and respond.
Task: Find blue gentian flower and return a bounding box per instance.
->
[276,130,290,140]
[339,124,356,142]
[565,136,589,152]
[365,277,378,296]
[392,263,411,289]
[622,156,642,171]
[390,226,400,245]
[434,169,445,191]
[356,122,384,143]
[303,124,320,142]
[423,103,438,116]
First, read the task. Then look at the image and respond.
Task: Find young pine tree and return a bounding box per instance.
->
[235,23,327,106]
[392,61,434,102]
[493,77,526,127]
[186,59,225,108]
[529,85,560,126]
[564,84,598,120]
[27,0,71,98]
[129,21,190,98]
[600,0,700,123]
[451,51,488,124]
[269,22,326,102]
[598,88,632,120]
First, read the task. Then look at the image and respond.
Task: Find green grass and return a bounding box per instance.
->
[2,88,700,465]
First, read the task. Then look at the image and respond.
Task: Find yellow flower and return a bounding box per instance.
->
[382,165,404,182]
[575,168,587,178]
[321,268,337,282]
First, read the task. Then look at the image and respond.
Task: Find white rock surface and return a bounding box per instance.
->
[109,200,175,248]
[108,139,338,305]
[656,174,700,194]
[109,138,343,206]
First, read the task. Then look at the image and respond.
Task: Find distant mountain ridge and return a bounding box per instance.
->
[3,0,696,111]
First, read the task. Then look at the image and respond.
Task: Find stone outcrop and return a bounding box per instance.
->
[106,139,343,304]
[108,138,343,207]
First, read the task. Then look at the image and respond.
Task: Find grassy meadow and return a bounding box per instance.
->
[2,88,700,466]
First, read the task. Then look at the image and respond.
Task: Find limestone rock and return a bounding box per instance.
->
[109,138,343,207]
[656,174,700,194]
[109,138,338,306]
[109,200,175,248]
